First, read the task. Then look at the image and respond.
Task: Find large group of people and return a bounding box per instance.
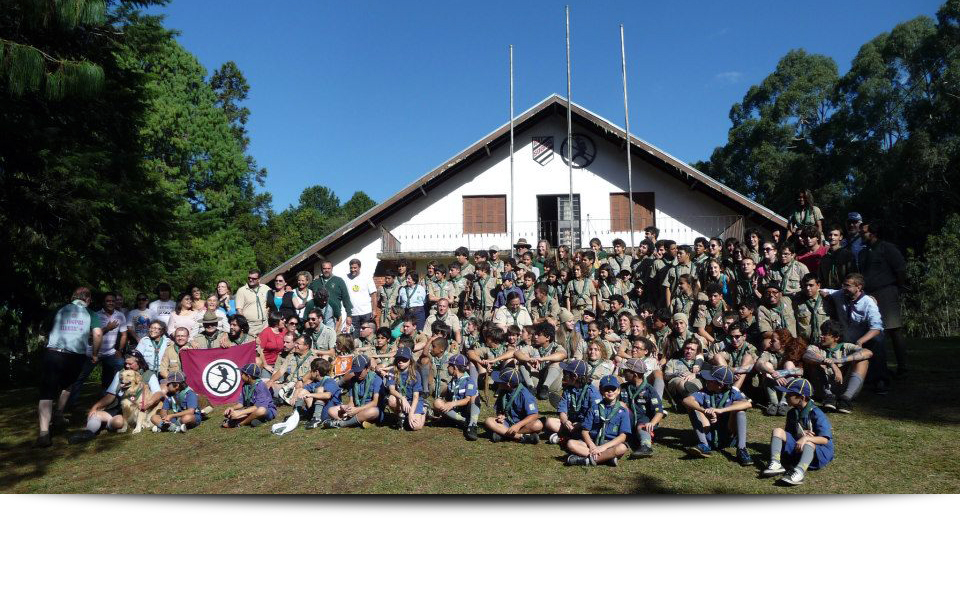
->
[36,190,909,487]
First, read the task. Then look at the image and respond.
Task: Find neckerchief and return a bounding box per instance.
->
[572,278,590,305]
[568,384,592,416]
[779,261,798,293]
[401,285,416,308]
[729,343,750,367]
[535,297,554,319]
[707,388,734,410]
[289,352,310,379]
[587,358,605,379]
[843,292,865,325]
[614,255,627,271]
[432,351,450,397]
[396,369,418,402]
[499,385,524,417]
[795,206,816,226]
[794,400,816,434]
[351,375,376,406]
[241,382,256,407]
[674,293,692,315]
[249,285,265,321]
[624,381,651,423]
[678,358,698,374]
[804,295,823,341]
[596,401,623,445]
[770,303,788,329]
[169,388,189,413]
[149,337,163,370]
[537,342,558,358]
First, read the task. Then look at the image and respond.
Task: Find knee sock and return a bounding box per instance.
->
[769,436,783,463]
[735,411,747,449]
[842,373,864,401]
[86,416,104,434]
[689,412,709,446]
[652,377,665,400]
[468,402,480,427]
[340,416,360,428]
[797,443,816,471]
[765,386,778,407]
[443,409,465,424]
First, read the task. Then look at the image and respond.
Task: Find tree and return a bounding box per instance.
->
[298,185,341,215]
[343,191,376,219]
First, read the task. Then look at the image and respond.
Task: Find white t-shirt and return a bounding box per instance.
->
[105,371,161,396]
[127,308,153,340]
[149,299,176,327]
[88,309,127,357]
[346,273,378,317]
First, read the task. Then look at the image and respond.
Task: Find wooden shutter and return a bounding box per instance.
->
[609,192,655,232]
[463,195,506,234]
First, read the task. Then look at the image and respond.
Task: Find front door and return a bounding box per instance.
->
[537,194,581,249]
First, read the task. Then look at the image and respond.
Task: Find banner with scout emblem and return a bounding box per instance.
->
[180,343,257,405]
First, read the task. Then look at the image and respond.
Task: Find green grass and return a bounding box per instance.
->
[2,337,959,494]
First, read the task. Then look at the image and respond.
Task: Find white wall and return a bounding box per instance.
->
[323,113,742,278]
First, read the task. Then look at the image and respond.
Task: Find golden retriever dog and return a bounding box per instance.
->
[118,370,161,434]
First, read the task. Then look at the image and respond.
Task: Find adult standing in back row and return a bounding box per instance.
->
[858,221,908,377]
[309,260,352,334]
[346,258,378,338]
[236,269,271,335]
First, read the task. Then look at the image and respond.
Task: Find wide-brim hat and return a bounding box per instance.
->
[513,238,532,249]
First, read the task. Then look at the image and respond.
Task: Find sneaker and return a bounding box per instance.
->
[565,454,589,466]
[34,433,53,448]
[821,396,838,412]
[779,468,806,486]
[686,443,712,458]
[520,433,539,445]
[837,399,853,414]
[305,419,324,430]
[761,460,786,477]
[874,380,889,395]
[464,425,478,441]
[776,401,789,416]
[547,433,561,445]
[736,448,753,466]
[765,403,778,416]
[249,419,263,428]
[320,419,341,429]
[174,423,187,433]
[200,405,214,417]
[67,430,96,445]
[393,414,405,430]
[607,456,619,467]
[360,421,374,429]
[151,425,162,433]
[630,444,654,459]
[490,433,503,443]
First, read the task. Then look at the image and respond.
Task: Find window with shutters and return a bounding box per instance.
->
[463,195,507,234]
[609,192,655,232]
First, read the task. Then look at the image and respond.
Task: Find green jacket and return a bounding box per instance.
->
[309,275,353,321]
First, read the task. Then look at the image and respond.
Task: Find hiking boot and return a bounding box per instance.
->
[565,454,589,466]
[736,448,753,466]
[68,430,96,445]
[776,401,789,416]
[761,460,786,477]
[520,433,539,445]
[464,425,478,441]
[305,418,324,430]
[779,468,806,486]
[837,398,853,414]
[630,444,654,459]
[685,443,712,458]
[765,403,779,416]
[34,433,53,448]
[547,433,561,445]
[821,396,838,412]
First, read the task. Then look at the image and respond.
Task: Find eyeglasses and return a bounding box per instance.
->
[763,247,776,252]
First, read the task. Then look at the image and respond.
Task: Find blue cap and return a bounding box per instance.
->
[700,366,735,386]
[774,377,813,398]
[165,371,187,384]
[560,359,588,377]
[502,272,516,281]
[493,367,521,387]
[239,363,261,378]
[351,354,370,373]
[394,347,413,361]
[847,212,863,222]
[448,354,468,370]
[598,375,620,390]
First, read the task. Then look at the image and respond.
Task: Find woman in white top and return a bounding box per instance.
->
[291,271,314,319]
[397,272,427,331]
[166,293,199,339]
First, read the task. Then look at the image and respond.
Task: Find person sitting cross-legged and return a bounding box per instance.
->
[381,347,426,431]
[223,363,277,428]
[563,374,632,467]
[682,366,753,466]
[433,354,481,440]
[298,359,343,429]
[151,371,201,433]
[761,377,834,486]
[319,355,382,429]
[619,358,664,459]
[543,359,600,446]
[484,367,543,444]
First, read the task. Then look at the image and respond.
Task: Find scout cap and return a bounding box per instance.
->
[494,367,521,387]
[448,354,468,370]
[560,359,588,377]
[350,354,371,373]
[774,377,813,398]
[489,245,499,252]
[700,366,734,386]
[847,212,863,222]
[621,358,647,375]
[395,347,412,361]
[165,371,187,384]
[598,375,620,390]
[240,363,261,378]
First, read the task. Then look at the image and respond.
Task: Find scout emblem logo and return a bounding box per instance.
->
[202,359,241,398]
[532,136,554,165]
[560,134,596,168]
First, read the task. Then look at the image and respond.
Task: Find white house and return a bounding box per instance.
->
[265,94,786,283]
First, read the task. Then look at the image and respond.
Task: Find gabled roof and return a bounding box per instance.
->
[266,94,786,279]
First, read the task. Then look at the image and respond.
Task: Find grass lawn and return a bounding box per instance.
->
[2,337,958,494]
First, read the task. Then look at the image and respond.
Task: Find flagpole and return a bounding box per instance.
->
[621,24,635,251]
[565,5,574,253]
[509,44,515,255]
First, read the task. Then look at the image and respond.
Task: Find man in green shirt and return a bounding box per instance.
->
[308,260,353,333]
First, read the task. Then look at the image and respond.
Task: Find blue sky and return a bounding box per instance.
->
[155,0,945,211]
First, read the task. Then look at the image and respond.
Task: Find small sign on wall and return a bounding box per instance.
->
[532,136,554,166]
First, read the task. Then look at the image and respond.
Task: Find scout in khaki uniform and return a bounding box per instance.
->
[802,320,872,414]
[566,263,597,320]
[794,273,830,345]
[267,335,314,405]
[766,245,809,302]
[606,238,634,275]
[710,321,757,391]
[758,286,797,337]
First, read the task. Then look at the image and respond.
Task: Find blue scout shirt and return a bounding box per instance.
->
[691,386,747,410]
[163,387,200,419]
[446,374,478,403]
[786,403,834,450]
[346,372,382,406]
[582,400,633,445]
[303,377,341,408]
[496,385,538,426]
[619,381,663,426]
[556,383,601,424]
[244,380,279,414]
[387,369,425,415]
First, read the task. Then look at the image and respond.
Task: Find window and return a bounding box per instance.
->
[609,192,655,232]
[463,195,506,234]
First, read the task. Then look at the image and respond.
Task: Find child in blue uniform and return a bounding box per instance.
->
[433,354,480,441]
[564,375,632,466]
[223,363,277,428]
[300,359,342,429]
[682,366,753,465]
[151,371,200,432]
[382,347,425,431]
[619,358,664,459]
[321,355,382,429]
[762,377,834,486]
[544,359,600,445]
[484,367,543,443]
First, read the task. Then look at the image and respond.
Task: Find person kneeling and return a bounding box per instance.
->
[433,354,480,441]
[544,359,600,446]
[224,363,277,428]
[564,375,632,466]
[152,372,201,432]
[321,355,382,429]
[382,347,425,431]
[682,366,753,466]
[620,358,664,459]
[761,378,834,486]
[484,367,543,444]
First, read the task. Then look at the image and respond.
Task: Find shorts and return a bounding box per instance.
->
[40,349,87,402]
[261,407,277,422]
[871,285,901,329]
[782,434,834,470]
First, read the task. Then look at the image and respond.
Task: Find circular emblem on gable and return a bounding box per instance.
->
[202,358,241,398]
[560,134,597,168]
